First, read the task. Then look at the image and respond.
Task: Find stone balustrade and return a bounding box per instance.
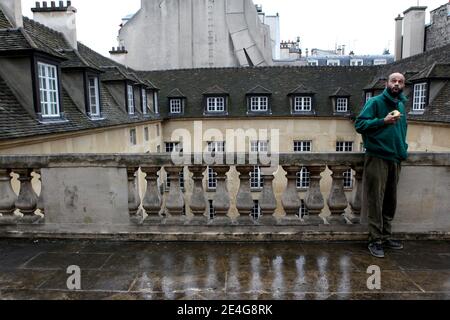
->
[0,153,449,240]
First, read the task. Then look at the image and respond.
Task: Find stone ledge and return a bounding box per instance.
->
[0,224,449,242]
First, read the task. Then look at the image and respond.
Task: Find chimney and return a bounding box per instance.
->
[109,39,128,66]
[31,1,78,49]
[394,14,403,61]
[0,0,23,28]
[401,6,427,59]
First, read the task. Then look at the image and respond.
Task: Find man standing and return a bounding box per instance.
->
[355,73,408,258]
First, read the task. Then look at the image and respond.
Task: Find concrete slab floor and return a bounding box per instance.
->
[0,240,449,300]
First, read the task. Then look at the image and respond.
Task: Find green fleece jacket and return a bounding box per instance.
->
[355,89,409,163]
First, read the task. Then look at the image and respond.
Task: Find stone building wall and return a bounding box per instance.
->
[425,4,450,51]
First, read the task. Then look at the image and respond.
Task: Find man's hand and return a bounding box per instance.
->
[384,113,400,125]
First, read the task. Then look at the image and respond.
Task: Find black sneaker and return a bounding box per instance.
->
[383,239,404,250]
[368,242,385,258]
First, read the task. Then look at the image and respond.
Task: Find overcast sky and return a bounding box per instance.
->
[21,0,446,56]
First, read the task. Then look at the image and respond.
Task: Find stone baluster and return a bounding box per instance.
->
[212,166,231,218]
[15,169,39,223]
[0,169,17,216]
[141,166,162,219]
[235,166,254,220]
[349,165,364,223]
[164,166,185,216]
[127,167,141,220]
[305,165,326,222]
[35,169,45,216]
[281,166,302,218]
[327,166,349,223]
[188,166,207,217]
[259,167,278,222]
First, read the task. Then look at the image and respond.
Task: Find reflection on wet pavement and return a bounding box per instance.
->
[0,240,449,300]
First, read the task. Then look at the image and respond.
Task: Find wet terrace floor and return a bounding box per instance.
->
[0,240,449,300]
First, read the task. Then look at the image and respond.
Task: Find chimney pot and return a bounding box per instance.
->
[67,1,71,7]
[36,2,40,8]
[59,1,63,7]
[43,2,47,8]
[51,1,55,8]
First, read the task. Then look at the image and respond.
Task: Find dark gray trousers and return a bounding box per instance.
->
[362,155,401,243]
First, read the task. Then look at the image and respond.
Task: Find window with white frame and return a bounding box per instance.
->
[373,59,387,65]
[296,167,310,189]
[165,142,182,153]
[343,169,353,189]
[336,98,348,112]
[88,76,100,117]
[129,128,137,146]
[294,96,312,112]
[38,62,60,117]
[250,140,269,153]
[365,92,373,103]
[207,167,217,190]
[153,92,159,114]
[250,96,268,112]
[142,88,148,114]
[413,83,427,111]
[307,60,318,66]
[127,85,135,115]
[207,141,225,152]
[250,166,263,189]
[170,98,182,114]
[350,59,364,66]
[294,141,312,152]
[327,59,340,66]
[251,200,261,220]
[336,141,354,152]
[207,97,225,112]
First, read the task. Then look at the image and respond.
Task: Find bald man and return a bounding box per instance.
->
[355,73,409,258]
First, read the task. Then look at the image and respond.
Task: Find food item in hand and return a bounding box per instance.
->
[390,110,401,118]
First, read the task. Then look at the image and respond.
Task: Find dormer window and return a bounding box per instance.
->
[154,91,159,114]
[327,59,340,66]
[202,86,229,115]
[88,76,100,117]
[350,59,364,66]
[331,87,351,114]
[207,97,225,112]
[141,88,148,115]
[365,91,373,103]
[167,88,186,115]
[170,98,182,114]
[250,96,268,112]
[336,98,348,112]
[289,84,316,114]
[413,83,427,112]
[127,84,135,115]
[373,59,387,65]
[246,86,271,114]
[38,62,60,118]
[294,96,312,112]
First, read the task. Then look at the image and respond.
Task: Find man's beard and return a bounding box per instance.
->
[388,87,403,97]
